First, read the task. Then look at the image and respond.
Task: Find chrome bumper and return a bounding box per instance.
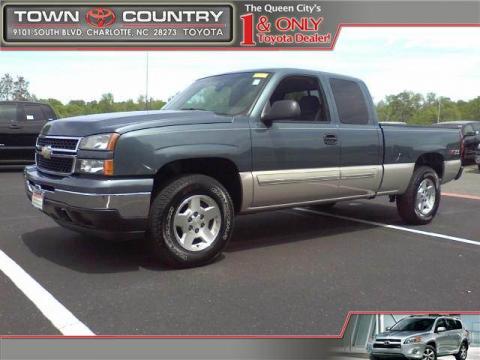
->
[24,165,153,219]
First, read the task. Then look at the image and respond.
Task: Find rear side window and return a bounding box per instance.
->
[23,104,46,121]
[0,104,17,122]
[330,78,370,125]
[41,105,56,120]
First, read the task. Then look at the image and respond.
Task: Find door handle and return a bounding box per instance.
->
[323,134,337,145]
[9,123,21,129]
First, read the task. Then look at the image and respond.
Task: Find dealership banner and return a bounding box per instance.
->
[1,0,479,49]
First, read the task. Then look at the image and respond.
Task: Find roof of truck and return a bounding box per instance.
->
[200,68,363,82]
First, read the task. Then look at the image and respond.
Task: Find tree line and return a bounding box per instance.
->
[1,73,478,123]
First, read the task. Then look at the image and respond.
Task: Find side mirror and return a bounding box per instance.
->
[437,326,447,333]
[385,327,391,331]
[262,100,300,124]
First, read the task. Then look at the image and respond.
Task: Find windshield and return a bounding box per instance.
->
[390,318,435,332]
[164,72,271,115]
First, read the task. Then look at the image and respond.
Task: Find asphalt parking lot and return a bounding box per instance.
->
[1,166,479,336]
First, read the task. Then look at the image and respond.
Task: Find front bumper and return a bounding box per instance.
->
[368,341,426,359]
[25,165,153,235]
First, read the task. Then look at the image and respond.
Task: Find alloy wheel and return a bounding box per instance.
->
[173,194,222,252]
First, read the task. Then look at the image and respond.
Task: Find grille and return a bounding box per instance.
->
[373,343,401,349]
[37,137,79,151]
[36,154,75,175]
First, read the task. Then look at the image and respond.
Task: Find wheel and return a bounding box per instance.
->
[369,355,380,360]
[148,174,235,268]
[455,342,468,360]
[422,345,437,360]
[477,164,480,171]
[396,166,440,225]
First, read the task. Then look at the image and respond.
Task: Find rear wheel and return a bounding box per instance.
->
[148,174,234,268]
[396,166,440,225]
[455,342,468,360]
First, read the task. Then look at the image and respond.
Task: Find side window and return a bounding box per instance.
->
[463,124,474,136]
[0,104,17,122]
[269,76,329,122]
[40,105,56,120]
[436,319,446,331]
[330,78,370,125]
[22,104,46,121]
[455,320,463,330]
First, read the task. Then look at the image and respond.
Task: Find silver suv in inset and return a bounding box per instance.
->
[367,316,470,360]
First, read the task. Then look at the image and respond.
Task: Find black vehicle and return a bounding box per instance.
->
[0,101,57,165]
[432,121,480,165]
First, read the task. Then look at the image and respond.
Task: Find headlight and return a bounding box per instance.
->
[79,133,119,151]
[404,336,422,344]
[77,159,114,176]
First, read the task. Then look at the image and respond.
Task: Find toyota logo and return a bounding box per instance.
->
[41,145,53,160]
[85,8,116,28]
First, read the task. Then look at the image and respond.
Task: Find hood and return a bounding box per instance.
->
[41,110,233,137]
[376,331,429,339]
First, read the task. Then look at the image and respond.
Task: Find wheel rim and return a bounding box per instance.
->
[173,194,221,252]
[423,348,435,360]
[460,345,467,360]
[415,178,436,216]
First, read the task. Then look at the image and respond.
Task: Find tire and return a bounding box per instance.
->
[477,164,480,171]
[148,174,235,268]
[369,355,380,360]
[396,166,441,225]
[455,342,468,360]
[422,345,437,360]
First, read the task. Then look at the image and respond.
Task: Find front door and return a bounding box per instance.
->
[250,75,340,209]
[435,319,450,355]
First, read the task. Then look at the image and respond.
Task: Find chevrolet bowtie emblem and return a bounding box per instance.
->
[41,145,53,159]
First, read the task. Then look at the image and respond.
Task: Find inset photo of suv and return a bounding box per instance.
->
[335,314,479,360]
[368,316,469,360]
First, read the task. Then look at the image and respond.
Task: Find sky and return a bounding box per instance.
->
[0,27,479,104]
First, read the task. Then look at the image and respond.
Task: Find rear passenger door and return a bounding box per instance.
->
[250,74,341,209]
[329,78,383,197]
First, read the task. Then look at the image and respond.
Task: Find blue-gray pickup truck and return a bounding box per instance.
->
[25,69,463,267]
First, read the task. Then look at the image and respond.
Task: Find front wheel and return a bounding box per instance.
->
[396,166,441,225]
[422,345,437,360]
[148,174,235,268]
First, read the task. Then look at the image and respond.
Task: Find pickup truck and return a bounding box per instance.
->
[25,69,463,267]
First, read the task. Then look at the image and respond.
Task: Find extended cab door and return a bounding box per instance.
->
[249,74,340,209]
[328,78,383,197]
